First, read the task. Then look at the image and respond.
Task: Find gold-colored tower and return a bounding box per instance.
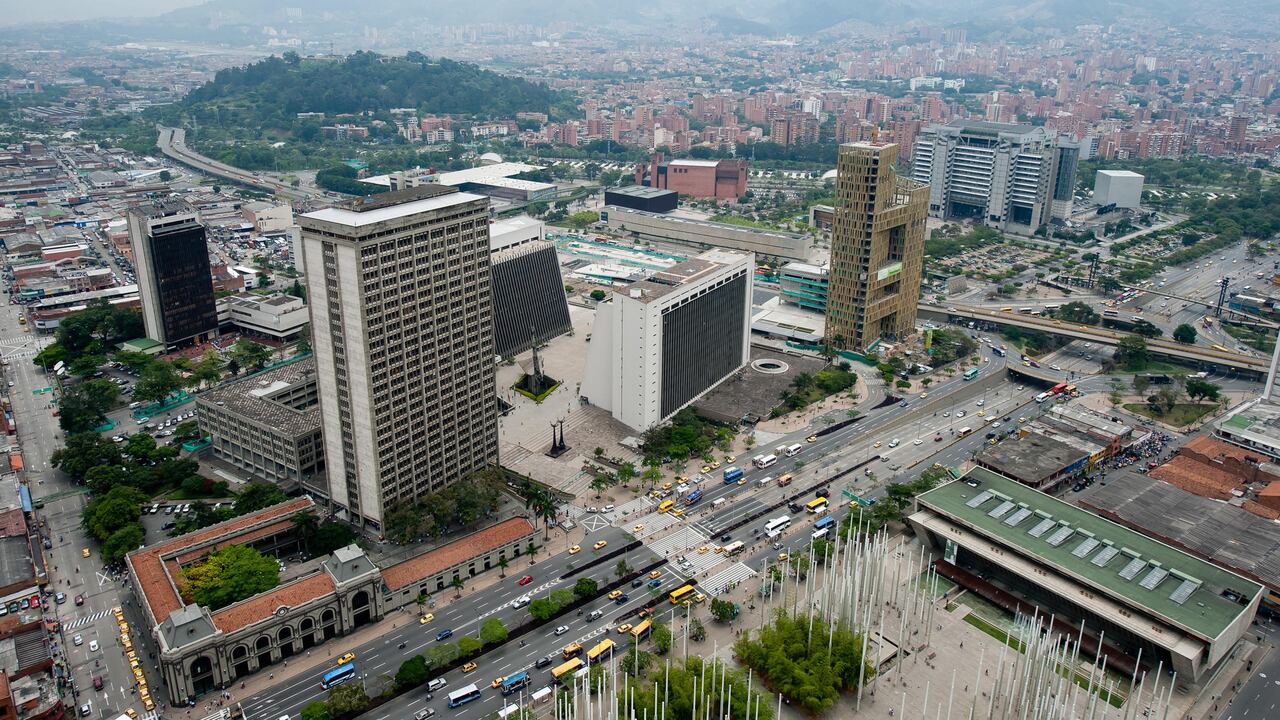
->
[826,141,929,352]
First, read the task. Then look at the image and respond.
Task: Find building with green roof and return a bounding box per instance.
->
[909,467,1262,681]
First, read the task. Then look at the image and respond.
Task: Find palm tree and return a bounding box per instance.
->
[451,576,465,599]
[291,512,319,555]
[615,559,631,580]
[498,556,508,578]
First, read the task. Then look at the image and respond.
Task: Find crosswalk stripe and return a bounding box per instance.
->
[64,609,113,631]
[701,562,758,596]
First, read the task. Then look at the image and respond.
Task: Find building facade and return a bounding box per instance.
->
[1094,170,1144,209]
[581,249,752,431]
[604,186,679,213]
[912,121,1078,234]
[195,355,325,490]
[127,199,218,347]
[778,262,828,312]
[634,155,748,200]
[219,292,310,342]
[299,186,499,532]
[602,205,811,262]
[827,142,929,351]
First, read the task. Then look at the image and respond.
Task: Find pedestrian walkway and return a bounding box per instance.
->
[64,608,115,631]
[701,562,758,596]
[627,510,680,540]
[645,526,708,559]
[611,496,652,520]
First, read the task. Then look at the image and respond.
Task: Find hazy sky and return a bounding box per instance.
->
[2,0,203,26]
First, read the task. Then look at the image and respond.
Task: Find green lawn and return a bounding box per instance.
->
[1122,403,1217,427]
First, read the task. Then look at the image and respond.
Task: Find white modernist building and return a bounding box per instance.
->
[1093,170,1145,209]
[581,249,753,432]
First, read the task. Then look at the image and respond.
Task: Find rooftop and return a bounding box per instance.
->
[128,497,315,624]
[0,536,34,589]
[1080,473,1280,593]
[602,206,808,242]
[381,517,535,591]
[918,468,1263,640]
[197,356,320,438]
[211,572,336,633]
[607,185,678,199]
[978,432,1088,485]
[1098,170,1145,178]
[300,186,485,228]
[943,119,1042,136]
[667,159,722,168]
[435,161,544,186]
[616,249,749,305]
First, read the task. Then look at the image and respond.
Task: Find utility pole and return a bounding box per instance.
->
[1215,276,1230,318]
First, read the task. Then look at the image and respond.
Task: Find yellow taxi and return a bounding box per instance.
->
[649,570,662,579]
[701,465,711,473]
[490,676,507,689]
[462,661,478,673]
[568,545,582,555]
[662,481,672,491]
[82,548,91,558]
[710,460,721,469]
[615,624,633,635]
[693,593,707,603]
[337,652,356,665]
[873,441,882,448]
[806,435,817,443]
[125,709,138,718]
[671,508,685,518]
[1018,416,1027,423]
[632,524,645,533]
[608,589,624,600]
[977,410,986,417]
[920,392,929,398]
[777,552,789,562]
[697,546,709,554]
[592,540,608,551]
[725,455,736,463]
[418,613,434,625]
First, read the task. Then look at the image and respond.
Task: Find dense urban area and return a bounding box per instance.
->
[0,2,1279,720]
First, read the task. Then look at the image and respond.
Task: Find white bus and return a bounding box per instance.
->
[754,454,778,469]
[784,443,803,457]
[447,684,483,708]
[723,540,746,555]
[764,515,791,537]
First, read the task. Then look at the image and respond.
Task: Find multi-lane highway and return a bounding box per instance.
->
[156,127,318,203]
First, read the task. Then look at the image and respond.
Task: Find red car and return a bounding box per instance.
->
[517,575,533,586]
[74,595,84,606]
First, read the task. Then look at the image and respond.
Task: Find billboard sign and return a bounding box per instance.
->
[876,262,903,282]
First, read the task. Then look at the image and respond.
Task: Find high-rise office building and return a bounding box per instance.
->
[127,198,218,347]
[827,142,929,352]
[299,185,498,532]
[912,120,1077,233]
[580,249,752,432]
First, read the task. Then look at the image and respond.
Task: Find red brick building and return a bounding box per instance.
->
[634,154,748,200]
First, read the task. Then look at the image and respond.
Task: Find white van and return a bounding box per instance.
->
[758,476,773,487]
[712,497,727,508]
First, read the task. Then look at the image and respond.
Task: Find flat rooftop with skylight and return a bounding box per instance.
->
[908,467,1262,682]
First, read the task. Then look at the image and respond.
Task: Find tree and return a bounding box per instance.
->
[325,682,369,716]
[234,482,289,514]
[497,555,508,578]
[709,598,738,622]
[529,597,557,621]
[58,379,119,434]
[451,576,465,598]
[573,577,598,600]
[394,655,430,690]
[180,544,280,610]
[230,339,275,373]
[53,432,124,482]
[479,618,509,645]
[734,610,874,714]
[173,420,202,443]
[457,636,483,657]
[83,485,147,542]
[102,522,145,564]
[689,618,706,642]
[134,360,183,404]
[1173,323,1198,344]
[300,701,331,720]
[589,474,611,498]
[1132,320,1163,338]
[1056,301,1101,324]
[191,350,225,388]
[615,559,632,580]
[590,289,607,301]
[159,169,172,182]
[651,620,673,654]
[1132,374,1150,397]
[425,643,458,670]
[1115,335,1150,370]
[616,461,637,486]
[1186,378,1221,402]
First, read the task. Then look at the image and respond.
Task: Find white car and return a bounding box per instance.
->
[1050,364,1061,371]
[913,438,923,445]
[88,640,99,652]
[956,410,966,418]
[942,411,950,417]
[602,504,615,512]
[976,400,984,407]
[73,634,83,646]
[511,595,531,609]
[554,625,570,636]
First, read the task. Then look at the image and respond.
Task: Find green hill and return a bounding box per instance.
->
[157,51,571,132]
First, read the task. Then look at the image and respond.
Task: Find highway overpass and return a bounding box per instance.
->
[921,303,1270,377]
[156,126,317,202]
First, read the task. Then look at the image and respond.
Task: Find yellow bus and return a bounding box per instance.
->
[551,657,584,683]
[1211,344,1231,353]
[586,638,615,662]
[630,619,652,641]
[805,497,829,514]
[668,584,696,604]
[658,500,675,513]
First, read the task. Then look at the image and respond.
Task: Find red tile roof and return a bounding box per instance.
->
[381,517,535,592]
[211,572,336,633]
[1182,435,1267,464]
[129,497,314,623]
[1149,457,1241,499]
[0,508,26,538]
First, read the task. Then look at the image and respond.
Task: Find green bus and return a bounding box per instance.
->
[963,367,980,380]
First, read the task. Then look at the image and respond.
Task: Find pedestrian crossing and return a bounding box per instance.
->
[627,511,679,540]
[611,497,653,520]
[64,609,114,631]
[701,562,758,597]
[644,526,708,560]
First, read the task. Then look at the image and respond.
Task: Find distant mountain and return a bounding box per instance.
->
[160,52,570,125]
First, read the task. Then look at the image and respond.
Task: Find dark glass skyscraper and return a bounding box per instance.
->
[127,199,218,346]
